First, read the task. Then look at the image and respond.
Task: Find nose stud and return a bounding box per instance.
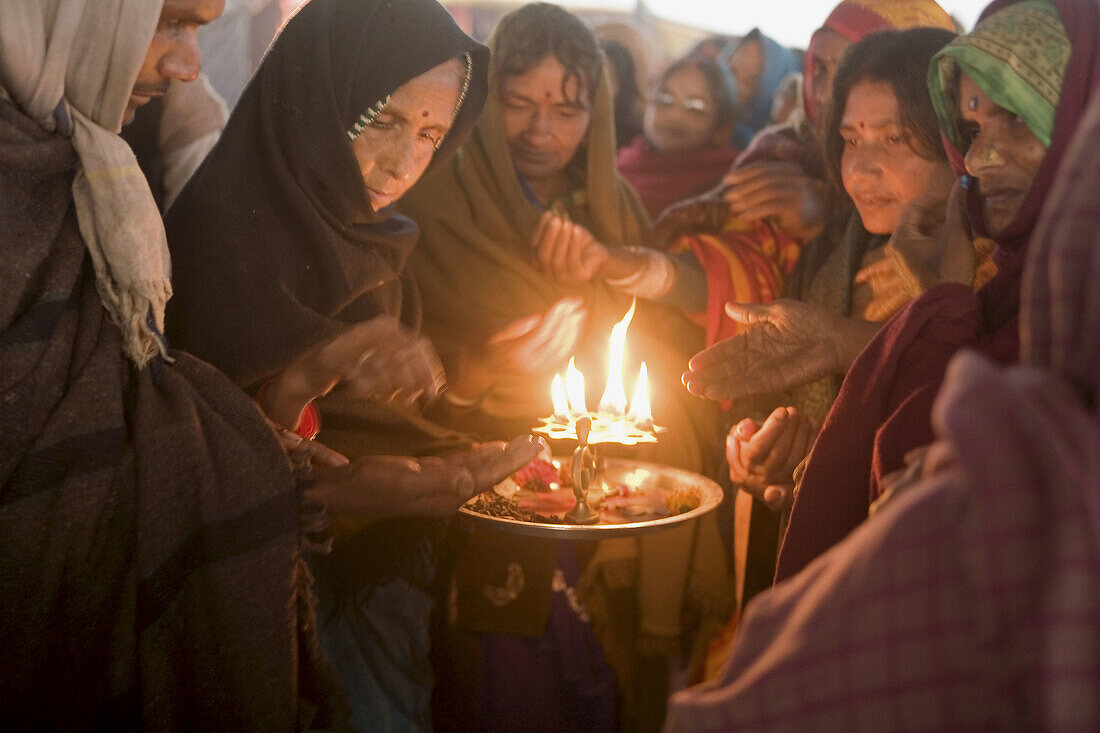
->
[979,145,1001,164]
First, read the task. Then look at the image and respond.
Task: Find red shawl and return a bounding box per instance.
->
[776,0,1100,583]
[616,135,739,220]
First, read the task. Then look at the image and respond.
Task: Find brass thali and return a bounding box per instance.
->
[459,457,723,539]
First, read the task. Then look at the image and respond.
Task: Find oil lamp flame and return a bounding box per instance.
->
[551,373,570,418]
[565,357,587,415]
[598,300,635,414]
[626,362,652,425]
[537,300,661,445]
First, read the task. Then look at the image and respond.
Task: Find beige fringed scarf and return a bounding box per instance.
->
[0,0,172,367]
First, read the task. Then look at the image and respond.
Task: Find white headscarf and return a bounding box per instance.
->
[0,0,173,367]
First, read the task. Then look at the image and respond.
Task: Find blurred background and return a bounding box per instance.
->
[208,0,990,113]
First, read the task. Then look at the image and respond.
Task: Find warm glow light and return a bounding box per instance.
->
[565,357,587,415]
[626,362,652,425]
[551,373,570,418]
[599,300,635,414]
[537,300,660,445]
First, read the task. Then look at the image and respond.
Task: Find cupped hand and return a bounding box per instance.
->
[683,299,845,401]
[307,435,541,517]
[727,407,817,512]
[888,178,975,291]
[534,211,608,284]
[722,161,826,243]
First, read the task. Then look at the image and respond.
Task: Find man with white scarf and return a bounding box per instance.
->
[0,1,350,728]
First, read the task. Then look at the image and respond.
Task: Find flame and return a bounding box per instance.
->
[599,300,635,414]
[626,362,652,424]
[565,357,587,415]
[551,373,570,417]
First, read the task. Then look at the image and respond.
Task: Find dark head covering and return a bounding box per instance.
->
[165,0,489,389]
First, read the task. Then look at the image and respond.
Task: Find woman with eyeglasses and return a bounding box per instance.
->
[617,57,739,219]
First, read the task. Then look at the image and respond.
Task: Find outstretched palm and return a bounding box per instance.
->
[683,300,843,401]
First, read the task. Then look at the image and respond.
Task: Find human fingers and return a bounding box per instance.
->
[452,435,540,488]
[686,329,747,374]
[741,407,793,470]
[723,301,774,327]
[733,417,758,441]
[682,342,742,398]
[346,334,439,403]
[304,438,352,468]
[394,461,479,513]
[785,411,815,471]
[516,298,581,353]
[390,336,446,403]
[533,211,555,268]
[565,225,595,282]
[540,216,569,281]
[551,220,579,283]
[489,313,541,345]
[762,484,793,512]
[510,306,585,372]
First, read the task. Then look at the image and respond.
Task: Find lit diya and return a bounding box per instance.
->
[533,300,664,523]
[460,300,723,536]
[533,300,665,446]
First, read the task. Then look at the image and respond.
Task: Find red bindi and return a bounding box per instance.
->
[422,110,429,117]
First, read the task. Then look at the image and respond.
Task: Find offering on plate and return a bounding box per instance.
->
[460,300,722,537]
[459,456,722,538]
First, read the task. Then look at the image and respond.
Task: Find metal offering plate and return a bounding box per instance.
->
[458,457,723,539]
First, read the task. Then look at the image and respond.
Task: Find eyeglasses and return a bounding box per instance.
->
[652,92,713,115]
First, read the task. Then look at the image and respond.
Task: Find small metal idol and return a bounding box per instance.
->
[565,416,600,525]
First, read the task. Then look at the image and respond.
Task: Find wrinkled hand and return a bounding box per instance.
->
[651,194,728,249]
[534,211,608,284]
[722,161,826,243]
[263,316,445,430]
[683,300,845,401]
[264,413,350,468]
[727,406,817,511]
[888,178,974,291]
[449,297,587,400]
[308,435,541,517]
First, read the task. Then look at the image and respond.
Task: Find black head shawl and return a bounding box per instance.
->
[165,0,489,389]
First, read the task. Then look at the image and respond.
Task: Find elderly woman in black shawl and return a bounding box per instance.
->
[164,0,539,728]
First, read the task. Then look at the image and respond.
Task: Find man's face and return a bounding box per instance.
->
[125,0,225,124]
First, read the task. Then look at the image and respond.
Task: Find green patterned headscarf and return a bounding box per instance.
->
[928,0,1070,149]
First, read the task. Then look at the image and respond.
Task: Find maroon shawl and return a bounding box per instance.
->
[776,0,1100,583]
[617,135,740,219]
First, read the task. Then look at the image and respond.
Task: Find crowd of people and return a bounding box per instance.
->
[1,0,1098,730]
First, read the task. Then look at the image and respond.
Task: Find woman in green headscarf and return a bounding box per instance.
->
[401,3,730,729]
[775,0,1100,582]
